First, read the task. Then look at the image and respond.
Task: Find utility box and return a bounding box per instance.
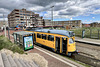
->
[13,31,34,51]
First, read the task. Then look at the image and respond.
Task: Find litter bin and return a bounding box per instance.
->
[13,31,34,51]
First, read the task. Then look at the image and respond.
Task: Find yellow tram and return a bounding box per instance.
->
[26,28,77,56]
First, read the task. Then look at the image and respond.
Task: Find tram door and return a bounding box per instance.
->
[62,38,67,54]
[56,37,60,52]
[33,33,36,43]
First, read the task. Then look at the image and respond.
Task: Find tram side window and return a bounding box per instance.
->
[48,35,54,41]
[42,34,46,40]
[37,33,41,38]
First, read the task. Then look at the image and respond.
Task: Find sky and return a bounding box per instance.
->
[0,0,100,24]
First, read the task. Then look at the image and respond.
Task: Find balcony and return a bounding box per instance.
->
[15,15,20,17]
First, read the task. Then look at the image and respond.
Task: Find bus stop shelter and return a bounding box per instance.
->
[13,31,34,51]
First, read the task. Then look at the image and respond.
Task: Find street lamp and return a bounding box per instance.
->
[51,6,54,29]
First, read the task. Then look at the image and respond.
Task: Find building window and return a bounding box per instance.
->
[20,14,23,15]
[16,19,19,20]
[20,11,23,12]
[20,16,24,18]
[48,35,54,41]
[37,33,41,38]
[42,34,46,40]
[27,14,30,16]
[23,14,25,15]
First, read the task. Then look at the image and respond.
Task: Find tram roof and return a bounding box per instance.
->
[33,29,71,37]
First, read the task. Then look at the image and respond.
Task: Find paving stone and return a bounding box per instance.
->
[24,61,32,67]
[14,58,23,67]
[32,61,39,67]
[0,53,4,67]
[7,55,17,67]
[1,53,11,67]
[18,59,28,67]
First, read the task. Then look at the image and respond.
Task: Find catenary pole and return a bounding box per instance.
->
[3,14,6,37]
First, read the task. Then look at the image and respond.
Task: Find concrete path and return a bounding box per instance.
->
[75,37,100,45]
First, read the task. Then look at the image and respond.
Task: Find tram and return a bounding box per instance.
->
[26,28,77,56]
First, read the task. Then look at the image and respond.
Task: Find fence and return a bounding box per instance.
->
[73,28,100,39]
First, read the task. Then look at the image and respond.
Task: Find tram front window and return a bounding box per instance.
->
[69,38,74,44]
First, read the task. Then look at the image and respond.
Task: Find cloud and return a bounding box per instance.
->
[92,9,100,14]
[25,0,68,7]
[0,0,100,21]
[92,17,95,19]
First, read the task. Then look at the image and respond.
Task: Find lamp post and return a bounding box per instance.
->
[51,6,54,29]
[3,14,6,37]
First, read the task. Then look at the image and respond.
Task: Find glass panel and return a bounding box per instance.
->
[42,34,46,40]
[48,35,54,41]
[37,33,41,38]
[69,38,74,44]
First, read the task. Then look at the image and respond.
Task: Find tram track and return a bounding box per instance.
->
[74,42,100,67]
[34,45,85,67]
[34,42,100,67]
[76,42,100,59]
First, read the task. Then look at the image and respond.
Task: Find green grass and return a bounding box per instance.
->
[0,35,24,54]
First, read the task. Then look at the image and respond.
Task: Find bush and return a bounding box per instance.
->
[0,35,24,54]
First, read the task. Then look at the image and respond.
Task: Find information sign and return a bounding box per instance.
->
[24,36,33,50]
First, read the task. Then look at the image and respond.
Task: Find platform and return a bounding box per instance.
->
[75,37,100,46]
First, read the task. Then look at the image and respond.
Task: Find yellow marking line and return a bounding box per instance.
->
[35,47,77,67]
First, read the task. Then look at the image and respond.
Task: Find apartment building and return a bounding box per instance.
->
[53,20,82,28]
[8,8,44,27]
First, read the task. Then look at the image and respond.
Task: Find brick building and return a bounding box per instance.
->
[82,24,90,27]
[8,8,43,27]
[90,22,100,27]
[53,20,82,28]
[44,19,52,26]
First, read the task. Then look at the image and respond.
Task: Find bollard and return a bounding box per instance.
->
[98,30,100,39]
